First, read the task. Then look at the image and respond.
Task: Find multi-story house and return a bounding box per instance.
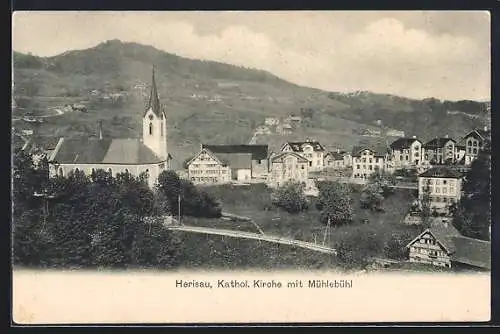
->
[417,166,463,215]
[264,117,280,126]
[461,127,490,166]
[389,137,423,168]
[351,145,391,179]
[267,151,309,188]
[406,223,491,270]
[280,139,326,171]
[324,150,352,169]
[186,144,269,184]
[454,138,467,164]
[423,136,456,164]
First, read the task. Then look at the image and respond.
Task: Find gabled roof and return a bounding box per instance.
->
[351,145,390,157]
[463,128,490,141]
[50,137,164,165]
[390,138,421,150]
[418,166,463,179]
[202,144,268,160]
[144,66,163,117]
[185,148,226,167]
[423,137,456,149]
[325,151,345,160]
[406,224,461,254]
[282,140,326,152]
[271,151,309,163]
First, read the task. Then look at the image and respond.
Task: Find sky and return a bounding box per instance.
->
[12,11,491,101]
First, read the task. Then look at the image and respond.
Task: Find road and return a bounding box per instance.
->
[165,224,337,255]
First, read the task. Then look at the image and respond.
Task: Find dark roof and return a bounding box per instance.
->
[406,224,461,253]
[271,151,309,163]
[450,236,491,269]
[325,151,345,160]
[215,153,253,169]
[423,137,456,149]
[390,138,420,150]
[418,166,463,179]
[351,145,390,157]
[464,128,490,141]
[51,138,164,165]
[202,144,268,160]
[284,141,326,152]
[144,66,163,117]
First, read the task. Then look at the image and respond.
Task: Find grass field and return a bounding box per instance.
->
[176,231,338,270]
[198,184,421,254]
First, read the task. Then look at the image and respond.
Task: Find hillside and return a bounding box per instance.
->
[12,40,490,168]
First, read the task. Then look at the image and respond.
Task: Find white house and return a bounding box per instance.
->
[351,145,391,179]
[48,67,172,188]
[418,166,463,215]
[280,139,327,171]
[461,127,490,166]
[423,136,456,164]
[389,137,423,168]
[267,151,309,188]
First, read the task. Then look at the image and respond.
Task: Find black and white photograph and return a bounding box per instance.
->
[11,10,492,324]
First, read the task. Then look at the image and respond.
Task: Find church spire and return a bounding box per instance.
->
[145,65,162,116]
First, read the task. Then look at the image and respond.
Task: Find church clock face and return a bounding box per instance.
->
[149,115,154,121]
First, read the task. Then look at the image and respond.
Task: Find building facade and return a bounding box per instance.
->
[267,151,309,188]
[281,139,326,171]
[48,67,172,188]
[390,137,423,168]
[418,166,463,214]
[351,145,391,179]
[423,137,456,164]
[186,148,231,184]
[462,128,490,166]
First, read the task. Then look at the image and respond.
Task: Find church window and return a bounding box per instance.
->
[58,167,64,177]
[108,168,113,176]
[149,123,153,135]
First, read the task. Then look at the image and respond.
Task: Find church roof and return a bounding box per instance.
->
[144,66,163,117]
[50,137,164,165]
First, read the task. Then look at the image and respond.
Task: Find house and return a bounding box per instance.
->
[389,137,423,168]
[264,117,280,126]
[185,148,232,184]
[461,127,491,166]
[418,166,463,215]
[423,136,456,164]
[186,144,269,184]
[351,145,391,179]
[48,67,172,188]
[406,223,491,270]
[255,125,271,135]
[454,138,466,164]
[324,150,351,169]
[267,151,309,188]
[281,139,327,171]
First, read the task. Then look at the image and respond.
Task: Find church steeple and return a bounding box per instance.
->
[145,65,162,116]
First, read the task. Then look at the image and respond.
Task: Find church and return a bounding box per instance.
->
[48,67,172,188]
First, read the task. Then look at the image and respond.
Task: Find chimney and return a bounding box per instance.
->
[98,120,103,140]
[445,134,449,138]
[412,135,416,139]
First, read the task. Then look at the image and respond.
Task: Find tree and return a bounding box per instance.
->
[368,170,397,196]
[453,154,491,240]
[271,181,308,213]
[316,181,353,226]
[420,178,432,229]
[157,170,182,215]
[360,183,384,212]
[384,232,412,260]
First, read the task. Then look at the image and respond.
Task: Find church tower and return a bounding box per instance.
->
[142,66,168,161]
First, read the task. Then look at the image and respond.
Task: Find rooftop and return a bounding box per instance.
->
[50,137,164,165]
[423,137,456,149]
[351,145,390,157]
[418,166,463,179]
[390,137,420,150]
[202,144,268,160]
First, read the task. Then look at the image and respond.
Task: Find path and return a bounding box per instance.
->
[165,224,336,255]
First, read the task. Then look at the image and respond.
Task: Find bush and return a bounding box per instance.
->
[271,181,308,213]
[336,230,383,269]
[384,232,412,260]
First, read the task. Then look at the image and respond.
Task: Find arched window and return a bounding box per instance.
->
[124,168,129,174]
[149,122,153,135]
[58,167,64,177]
[108,168,113,176]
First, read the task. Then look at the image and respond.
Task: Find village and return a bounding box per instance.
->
[13,67,492,273]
